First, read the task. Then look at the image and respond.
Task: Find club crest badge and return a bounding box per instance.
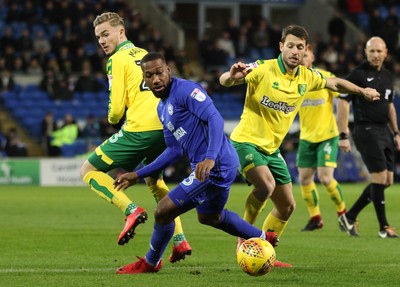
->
[168,104,173,115]
[298,84,307,96]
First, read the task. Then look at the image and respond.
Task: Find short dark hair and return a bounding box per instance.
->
[281,25,309,44]
[141,52,166,65]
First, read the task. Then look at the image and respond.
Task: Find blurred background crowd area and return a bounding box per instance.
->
[0,0,400,182]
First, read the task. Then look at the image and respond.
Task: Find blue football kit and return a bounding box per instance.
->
[135,77,264,266]
[137,78,239,213]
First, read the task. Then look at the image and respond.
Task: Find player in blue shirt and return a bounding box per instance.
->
[113,52,279,274]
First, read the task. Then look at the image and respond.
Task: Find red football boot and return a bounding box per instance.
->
[116,256,162,274]
[117,207,148,246]
[169,240,192,263]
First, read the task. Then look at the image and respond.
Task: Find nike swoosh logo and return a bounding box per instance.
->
[344,221,353,229]
[367,77,374,82]
[340,216,353,229]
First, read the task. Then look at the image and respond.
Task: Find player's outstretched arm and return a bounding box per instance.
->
[326,77,380,101]
[219,62,249,87]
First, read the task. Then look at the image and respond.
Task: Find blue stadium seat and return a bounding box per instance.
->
[21,117,43,139]
[46,24,60,38]
[97,91,109,101]
[38,99,56,111]
[356,13,370,32]
[61,140,88,157]
[19,90,48,100]
[3,98,19,111]
[335,151,364,182]
[30,24,45,36]
[81,92,97,101]
[24,84,41,93]
[378,5,389,19]
[11,22,27,39]
[284,151,299,183]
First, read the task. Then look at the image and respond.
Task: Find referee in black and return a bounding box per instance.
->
[336,37,399,238]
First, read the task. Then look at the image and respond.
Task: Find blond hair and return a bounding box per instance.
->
[93,12,124,28]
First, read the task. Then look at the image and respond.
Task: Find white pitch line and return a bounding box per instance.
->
[0,268,114,273]
[0,265,232,273]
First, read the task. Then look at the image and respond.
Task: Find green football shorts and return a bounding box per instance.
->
[88,129,166,176]
[296,136,339,168]
[231,140,291,185]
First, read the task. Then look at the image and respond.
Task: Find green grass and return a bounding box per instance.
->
[0,183,399,287]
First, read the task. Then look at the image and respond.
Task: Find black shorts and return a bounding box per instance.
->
[353,124,394,173]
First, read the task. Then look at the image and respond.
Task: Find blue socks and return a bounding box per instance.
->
[145,221,175,266]
[216,209,263,239]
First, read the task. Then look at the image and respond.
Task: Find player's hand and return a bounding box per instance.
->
[111,114,126,130]
[394,135,400,151]
[195,158,215,182]
[363,87,380,102]
[229,62,251,80]
[113,172,139,191]
[338,139,351,153]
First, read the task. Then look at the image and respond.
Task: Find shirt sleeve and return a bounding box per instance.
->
[307,67,327,92]
[182,84,224,161]
[136,130,182,178]
[107,57,126,125]
[200,104,224,161]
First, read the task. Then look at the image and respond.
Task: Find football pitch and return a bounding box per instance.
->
[0,183,398,287]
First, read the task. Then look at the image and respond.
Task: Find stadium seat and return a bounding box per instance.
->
[284,151,299,183]
[3,99,19,111]
[61,139,88,157]
[81,92,98,101]
[335,151,365,182]
[356,13,370,32]
[46,23,60,38]
[24,84,41,93]
[97,91,109,101]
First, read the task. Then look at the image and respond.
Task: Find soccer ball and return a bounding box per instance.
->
[237,237,276,276]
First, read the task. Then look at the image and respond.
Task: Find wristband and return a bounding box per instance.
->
[339,132,348,140]
[394,131,400,137]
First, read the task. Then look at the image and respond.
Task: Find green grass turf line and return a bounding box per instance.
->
[0,183,398,286]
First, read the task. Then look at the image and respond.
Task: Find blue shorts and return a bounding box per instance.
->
[168,168,237,214]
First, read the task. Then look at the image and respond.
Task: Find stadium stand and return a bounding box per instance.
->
[0,0,399,181]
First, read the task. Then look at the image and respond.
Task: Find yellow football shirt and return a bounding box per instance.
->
[298,68,339,143]
[106,41,162,132]
[230,55,326,155]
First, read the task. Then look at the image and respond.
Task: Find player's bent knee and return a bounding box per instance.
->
[80,160,94,179]
[276,201,296,218]
[197,213,220,227]
[318,176,333,186]
[154,196,177,224]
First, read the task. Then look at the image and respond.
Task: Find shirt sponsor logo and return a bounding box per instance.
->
[173,127,187,141]
[190,88,206,102]
[301,98,325,107]
[260,96,296,114]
